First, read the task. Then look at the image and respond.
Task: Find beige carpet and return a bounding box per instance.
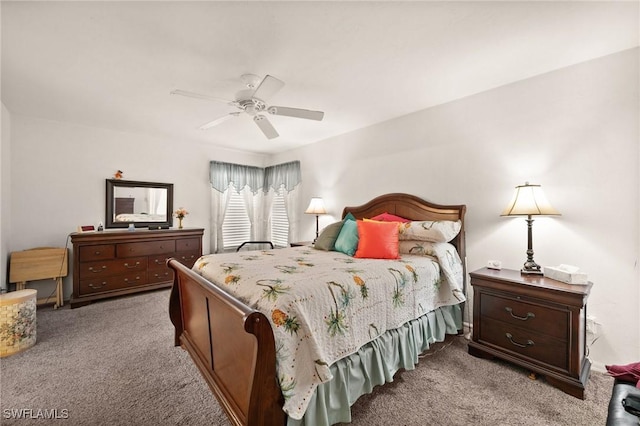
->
[0,290,612,425]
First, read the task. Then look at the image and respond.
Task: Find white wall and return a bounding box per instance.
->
[272,48,640,369]
[1,103,11,291]
[8,115,267,299]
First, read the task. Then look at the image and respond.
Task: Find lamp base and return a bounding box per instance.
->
[521,268,544,275]
[521,259,543,275]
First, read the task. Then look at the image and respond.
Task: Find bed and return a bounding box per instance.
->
[168,193,467,426]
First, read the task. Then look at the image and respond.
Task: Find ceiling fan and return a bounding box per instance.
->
[171,74,324,139]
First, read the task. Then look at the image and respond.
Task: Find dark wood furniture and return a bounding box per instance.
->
[71,228,203,308]
[168,193,466,426]
[468,267,592,399]
[105,179,174,229]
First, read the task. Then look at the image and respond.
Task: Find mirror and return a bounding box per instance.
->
[105,179,174,229]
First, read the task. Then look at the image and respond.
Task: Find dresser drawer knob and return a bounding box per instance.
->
[506,333,534,349]
[124,261,140,268]
[88,282,107,289]
[505,307,535,321]
[88,266,107,273]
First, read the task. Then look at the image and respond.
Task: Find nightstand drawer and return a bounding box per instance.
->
[480,317,568,371]
[480,293,568,340]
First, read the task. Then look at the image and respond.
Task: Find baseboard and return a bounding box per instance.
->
[589,359,606,373]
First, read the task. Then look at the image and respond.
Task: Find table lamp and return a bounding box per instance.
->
[501,182,560,275]
[305,197,327,243]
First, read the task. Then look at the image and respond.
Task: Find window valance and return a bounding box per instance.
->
[210,160,301,194]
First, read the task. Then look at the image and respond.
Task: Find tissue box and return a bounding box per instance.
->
[544,266,588,285]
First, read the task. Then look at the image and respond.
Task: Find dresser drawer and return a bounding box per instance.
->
[176,238,200,252]
[480,293,568,340]
[79,244,115,262]
[78,257,148,279]
[174,251,200,268]
[148,269,174,284]
[117,240,176,257]
[148,253,174,270]
[79,272,148,295]
[480,317,568,371]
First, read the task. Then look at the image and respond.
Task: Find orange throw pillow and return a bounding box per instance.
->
[354,220,399,259]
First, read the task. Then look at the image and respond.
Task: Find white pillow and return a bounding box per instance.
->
[398,220,461,243]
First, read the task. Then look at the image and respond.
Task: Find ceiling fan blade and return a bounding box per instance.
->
[267,106,324,121]
[252,75,285,102]
[170,89,233,104]
[199,112,241,130]
[253,115,279,139]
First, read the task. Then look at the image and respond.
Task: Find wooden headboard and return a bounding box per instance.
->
[342,192,467,284]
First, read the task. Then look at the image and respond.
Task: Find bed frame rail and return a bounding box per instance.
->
[168,259,285,426]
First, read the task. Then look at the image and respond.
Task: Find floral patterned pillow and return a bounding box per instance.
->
[398,220,462,243]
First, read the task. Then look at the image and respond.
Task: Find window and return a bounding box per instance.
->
[271,186,289,248]
[221,187,290,250]
[221,190,251,250]
[210,161,300,253]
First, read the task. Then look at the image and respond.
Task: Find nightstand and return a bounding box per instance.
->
[290,241,313,247]
[468,267,592,399]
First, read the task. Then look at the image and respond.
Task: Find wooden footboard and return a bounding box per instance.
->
[168,259,285,426]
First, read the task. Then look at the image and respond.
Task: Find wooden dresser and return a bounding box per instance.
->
[468,267,592,399]
[70,228,203,308]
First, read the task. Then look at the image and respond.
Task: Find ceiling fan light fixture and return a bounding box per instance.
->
[172,73,325,139]
[245,104,257,116]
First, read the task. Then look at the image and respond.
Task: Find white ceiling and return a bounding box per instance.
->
[2,1,638,154]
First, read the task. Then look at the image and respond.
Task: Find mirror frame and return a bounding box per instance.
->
[105,179,174,229]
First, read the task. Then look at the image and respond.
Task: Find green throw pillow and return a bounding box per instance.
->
[334,218,359,256]
[314,221,344,251]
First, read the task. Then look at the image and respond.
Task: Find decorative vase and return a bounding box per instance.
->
[178,218,183,229]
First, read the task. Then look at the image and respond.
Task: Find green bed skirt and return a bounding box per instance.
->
[287,303,463,426]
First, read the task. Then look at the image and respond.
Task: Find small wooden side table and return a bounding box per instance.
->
[9,247,68,309]
[468,267,592,399]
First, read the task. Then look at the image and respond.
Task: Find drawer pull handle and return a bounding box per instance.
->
[124,262,140,268]
[506,333,534,348]
[89,282,107,289]
[505,307,535,321]
[123,276,142,283]
[88,266,107,273]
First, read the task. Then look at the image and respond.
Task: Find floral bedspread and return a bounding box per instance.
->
[193,246,465,420]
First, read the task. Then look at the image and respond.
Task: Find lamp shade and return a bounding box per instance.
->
[305,197,327,215]
[501,182,560,217]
